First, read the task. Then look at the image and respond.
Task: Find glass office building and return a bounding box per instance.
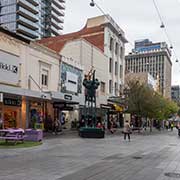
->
[0,0,65,40]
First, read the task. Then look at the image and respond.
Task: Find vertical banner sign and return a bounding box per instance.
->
[0,93,3,102]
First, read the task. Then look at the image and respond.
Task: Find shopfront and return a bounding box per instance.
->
[0,94,22,129]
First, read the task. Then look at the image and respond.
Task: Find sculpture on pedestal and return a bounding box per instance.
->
[83,68,99,127]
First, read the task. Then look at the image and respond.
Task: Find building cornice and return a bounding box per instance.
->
[125,51,172,66]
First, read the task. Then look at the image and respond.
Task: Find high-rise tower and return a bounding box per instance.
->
[125,39,172,98]
[0,0,65,40]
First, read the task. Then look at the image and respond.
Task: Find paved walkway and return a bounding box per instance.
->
[0,130,180,180]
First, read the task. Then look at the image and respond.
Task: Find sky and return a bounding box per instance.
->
[63,0,180,85]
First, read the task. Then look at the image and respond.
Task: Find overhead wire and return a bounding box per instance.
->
[152,0,164,26]
[152,0,179,62]
[90,0,134,48]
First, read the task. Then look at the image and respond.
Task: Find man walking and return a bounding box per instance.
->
[124,120,131,141]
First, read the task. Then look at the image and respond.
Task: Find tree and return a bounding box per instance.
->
[177,109,180,117]
[125,80,178,131]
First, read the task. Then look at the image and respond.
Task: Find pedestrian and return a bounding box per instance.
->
[96,122,103,129]
[46,115,52,132]
[123,120,131,141]
[109,116,114,134]
[165,121,169,130]
[53,118,60,135]
[171,122,174,131]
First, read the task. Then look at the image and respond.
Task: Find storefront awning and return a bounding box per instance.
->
[0,84,51,100]
[51,91,84,105]
[113,104,124,112]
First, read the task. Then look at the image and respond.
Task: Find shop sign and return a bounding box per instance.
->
[0,50,20,85]
[53,102,73,111]
[4,98,21,107]
[65,72,78,93]
[59,106,73,111]
[64,94,72,101]
[53,103,65,109]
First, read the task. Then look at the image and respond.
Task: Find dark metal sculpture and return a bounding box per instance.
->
[83,69,100,127]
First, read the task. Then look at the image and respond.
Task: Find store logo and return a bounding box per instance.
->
[0,62,18,74]
[64,94,72,101]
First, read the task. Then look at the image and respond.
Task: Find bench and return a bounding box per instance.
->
[0,135,26,144]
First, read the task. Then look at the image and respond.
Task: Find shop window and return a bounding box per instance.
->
[100,82,105,93]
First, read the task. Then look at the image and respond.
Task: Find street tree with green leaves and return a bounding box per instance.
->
[124,80,178,131]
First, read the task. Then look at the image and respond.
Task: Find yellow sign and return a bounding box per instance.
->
[114,104,123,112]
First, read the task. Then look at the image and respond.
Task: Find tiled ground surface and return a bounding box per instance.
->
[0,129,180,180]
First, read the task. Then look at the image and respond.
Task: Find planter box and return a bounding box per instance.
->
[79,127,105,138]
[24,129,43,142]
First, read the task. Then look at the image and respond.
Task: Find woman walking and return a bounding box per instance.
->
[123,120,131,141]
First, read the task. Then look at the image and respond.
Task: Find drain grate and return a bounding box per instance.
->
[132,156,142,159]
[164,172,180,178]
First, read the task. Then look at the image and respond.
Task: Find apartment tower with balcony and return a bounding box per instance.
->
[0,0,65,40]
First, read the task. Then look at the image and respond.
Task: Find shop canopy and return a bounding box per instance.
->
[0,84,51,100]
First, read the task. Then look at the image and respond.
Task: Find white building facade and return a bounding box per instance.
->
[60,38,108,107]
[86,15,128,98]
[0,28,61,129]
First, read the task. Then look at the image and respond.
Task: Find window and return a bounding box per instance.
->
[120,46,124,59]
[109,37,113,51]
[109,58,112,73]
[115,42,119,55]
[100,82,105,93]
[115,62,118,75]
[119,65,123,78]
[115,82,118,96]
[109,80,112,94]
[41,69,48,87]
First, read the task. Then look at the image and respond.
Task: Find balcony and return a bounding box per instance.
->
[17,7,38,22]
[51,11,64,23]
[51,26,60,36]
[51,4,65,16]
[51,19,63,30]
[18,0,38,14]
[26,0,39,6]
[58,0,66,2]
[52,0,66,10]
[17,24,38,39]
[17,15,38,30]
